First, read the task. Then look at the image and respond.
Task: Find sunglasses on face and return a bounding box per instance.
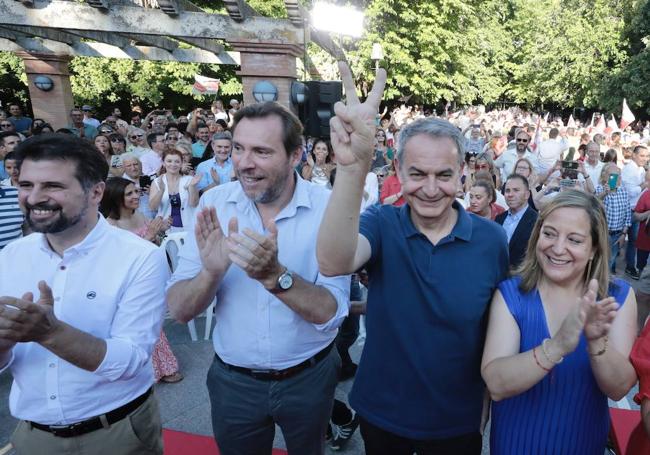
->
[110,138,124,143]
[516,138,529,143]
[130,134,144,139]
[0,123,12,127]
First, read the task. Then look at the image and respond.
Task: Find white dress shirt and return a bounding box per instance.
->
[0,217,169,424]
[622,160,646,208]
[584,160,604,185]
[495,148,539,182]
[167,176,350,370]
[536,138,568,173]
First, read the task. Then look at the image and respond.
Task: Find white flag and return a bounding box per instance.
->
[620,99,635,130]
[192,74,220,95]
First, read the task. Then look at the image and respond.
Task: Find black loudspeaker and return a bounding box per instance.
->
[302,81,342,139]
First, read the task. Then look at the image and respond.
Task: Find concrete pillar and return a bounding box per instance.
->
[230,42,301,112]
[17,52,74,130]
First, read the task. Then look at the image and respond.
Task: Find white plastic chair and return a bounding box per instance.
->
[161,231,216,341]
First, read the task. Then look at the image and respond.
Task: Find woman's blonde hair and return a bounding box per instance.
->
[514,189,611,298]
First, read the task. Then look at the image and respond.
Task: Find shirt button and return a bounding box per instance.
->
[59,265,66,271]
[49,363,55,368]
[54,297,61,302]
[50,395,56,400]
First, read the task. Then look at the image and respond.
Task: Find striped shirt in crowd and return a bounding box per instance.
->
[0,185,23,250]
[595,185,632,232]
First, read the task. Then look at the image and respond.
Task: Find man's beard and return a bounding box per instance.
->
[236,166,293,204]
[24,201,87,234]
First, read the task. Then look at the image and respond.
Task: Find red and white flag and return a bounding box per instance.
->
[606,114,617,134]
[620,98,635,130]
[532,115,542,152]
[192,74,220,95]
[595,115,606,133]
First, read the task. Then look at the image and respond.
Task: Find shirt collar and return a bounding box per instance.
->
[507,206,527,220]
[401,200,472,242]
[38,215,109,257]
[226,172,311,221]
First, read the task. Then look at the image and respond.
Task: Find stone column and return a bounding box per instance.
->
[18,52,74,130]
[230,42,302,112]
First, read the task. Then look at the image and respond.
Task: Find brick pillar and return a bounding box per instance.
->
[230,42,301,112]
[17,52,74,130]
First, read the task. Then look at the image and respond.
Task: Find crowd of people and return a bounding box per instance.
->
[2,61,650,455]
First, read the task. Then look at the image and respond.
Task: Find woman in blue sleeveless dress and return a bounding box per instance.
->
[481,190,638,455]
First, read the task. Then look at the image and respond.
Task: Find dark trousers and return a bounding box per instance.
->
[206,348,340,455]
[626,215,639,270]
[359,416,482,455]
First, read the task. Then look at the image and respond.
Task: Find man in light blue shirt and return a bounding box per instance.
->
[191,124,210,158]
[166,102,350,455]
[195,132,234,193]
[496,174,538,268]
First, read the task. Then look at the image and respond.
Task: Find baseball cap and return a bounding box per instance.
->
[82,105,93,112]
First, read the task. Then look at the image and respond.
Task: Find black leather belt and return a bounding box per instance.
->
[216,342,334,381]
[609,230,623,236]
[28,388,152,438]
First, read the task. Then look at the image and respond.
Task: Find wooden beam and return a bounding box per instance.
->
[118,33,179,52]
[0,37,241,64]
[85,0,109,9]
[0,0,304,44]
[177,37,223,54]
[1,24,78,46]
[283,0,304,27]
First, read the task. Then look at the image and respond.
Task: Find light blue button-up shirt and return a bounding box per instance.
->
[501,206,527,242]
[168,176,350,369]
[195,157,233,191]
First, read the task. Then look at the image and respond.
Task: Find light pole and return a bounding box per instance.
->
[371,43,384,71]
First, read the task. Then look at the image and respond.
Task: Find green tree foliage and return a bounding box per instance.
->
[599,0,650,115]
[0,52,29,107]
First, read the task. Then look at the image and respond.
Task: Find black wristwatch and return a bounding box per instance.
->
[269,269,294,294]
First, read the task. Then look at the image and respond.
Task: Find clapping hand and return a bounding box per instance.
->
[582,279,618,341]
[226,219,283,290]
[329,61,387,169]
[0,281,57,344]
[210,168,220,185]
[195,207,236,277]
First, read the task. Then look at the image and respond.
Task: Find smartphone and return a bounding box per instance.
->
[110,155,122,168]
[139,175,152,188]
[561,161,578,170]
[608,174,619,191]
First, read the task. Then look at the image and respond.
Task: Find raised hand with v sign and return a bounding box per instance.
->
[330,61,387,170]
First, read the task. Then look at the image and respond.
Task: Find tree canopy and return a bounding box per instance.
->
[2,0,650,116]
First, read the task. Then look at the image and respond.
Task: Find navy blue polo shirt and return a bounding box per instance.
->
[350,201,508,439]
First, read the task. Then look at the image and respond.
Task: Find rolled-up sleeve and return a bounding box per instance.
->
[94,247,169,381]
[312,272,351,332]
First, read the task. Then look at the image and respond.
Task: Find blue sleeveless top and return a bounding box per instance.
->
[490,276,630,455]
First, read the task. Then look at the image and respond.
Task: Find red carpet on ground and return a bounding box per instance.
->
[163,429,288,455]
[609,408,650,455]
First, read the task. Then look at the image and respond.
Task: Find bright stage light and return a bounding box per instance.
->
[311,1,365,38]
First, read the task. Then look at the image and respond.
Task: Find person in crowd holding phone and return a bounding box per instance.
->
[166,100,351,455]
[149,149,200,232]
[0,134,169,454]
[140,133,166,177]
[622,145,650,279]
[121,153,156,220]
[318,63,507,454]
[595,163,631,275]
[100,177,182,384]
[94,134,122,178]
[482,190,637,455]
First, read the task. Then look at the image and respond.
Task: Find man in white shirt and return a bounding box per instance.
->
[81,105,100,129]
[0,134,169,455]
[622,144,650,279]
[584,141,605,184]
[495,129,538,181]
[536,127,568,174]
[140,132,165,176]
[166,102,350,455]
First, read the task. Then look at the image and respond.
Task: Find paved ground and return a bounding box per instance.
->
[0,263,643,454]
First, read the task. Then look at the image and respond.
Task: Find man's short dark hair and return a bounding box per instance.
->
[549,128,559,139]
[0,131,20,145]
[633,145,648,155]
[505,173,530,191]
[165,122,178,133]
[232,102,303,156]
[13,133,109,190]
[4,151,15,162]
[147,132,164,148]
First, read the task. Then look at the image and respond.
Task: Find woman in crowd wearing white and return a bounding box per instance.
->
[301,138,336,187]
[149,149,200,231]
[100,177,183,383]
